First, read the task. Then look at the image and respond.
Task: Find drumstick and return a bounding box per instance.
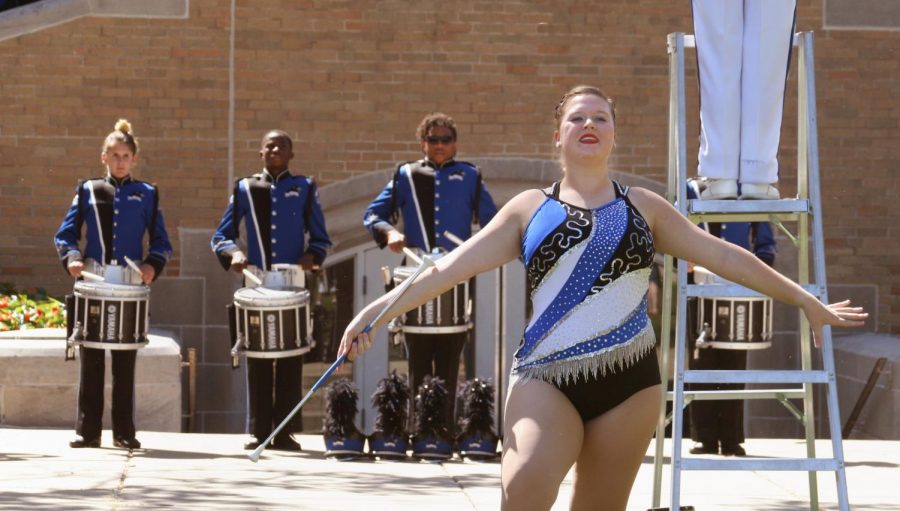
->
[401,247,423,265]
[248,253,437,463]
[380,266,393,291]
[241,269,264,286]
[123,256,144,278]
[80,270,104,282]
[442,230,465,247]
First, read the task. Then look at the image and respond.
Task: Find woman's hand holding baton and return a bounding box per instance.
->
[247,247,434,462]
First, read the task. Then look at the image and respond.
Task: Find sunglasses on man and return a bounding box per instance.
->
[425,135,455,145]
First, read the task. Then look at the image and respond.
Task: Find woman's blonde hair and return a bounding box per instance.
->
[554,85,616,129]
[102,119,139,154]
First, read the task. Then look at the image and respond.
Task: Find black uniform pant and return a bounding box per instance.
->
[405,332,467,433]
[75,347,137,441]
[247,356,303,440]
[688,346,748,446]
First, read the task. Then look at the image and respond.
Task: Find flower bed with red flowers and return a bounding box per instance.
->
[0,283,66,331]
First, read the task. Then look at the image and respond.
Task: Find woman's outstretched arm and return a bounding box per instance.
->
[629,188,867,346]
[338,189,546,361]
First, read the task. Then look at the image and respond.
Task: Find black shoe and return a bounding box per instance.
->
[271,436,302,452]
[69,436,101,448]
[243,438,261,450]
[113,437,142,449]
[721,443,746,456]
[689,442,718,455]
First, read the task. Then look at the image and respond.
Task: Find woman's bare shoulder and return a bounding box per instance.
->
[503,188,549,215]
[490,188,551,234]
[513,188,549,204]
[623,186,673,229]
[625,186,668,209]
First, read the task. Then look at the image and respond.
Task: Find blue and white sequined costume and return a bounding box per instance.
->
[515,181,656,385]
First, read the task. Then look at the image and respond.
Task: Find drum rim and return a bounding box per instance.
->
[77,340,148,350]
[73,281,150,298]
[696,296,773,303]
[242,345,312,358]
[233,286,310,306]
[401,324,472,334]
[704,340,772,350]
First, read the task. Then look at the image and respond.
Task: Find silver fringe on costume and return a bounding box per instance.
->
[513,325,656,386]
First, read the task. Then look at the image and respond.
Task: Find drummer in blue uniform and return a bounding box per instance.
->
[686,178,776,456]
[54,119,173,449]
[363,112,497,449]
[211,129,331,451]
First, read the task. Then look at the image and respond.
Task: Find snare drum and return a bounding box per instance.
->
[690,267,773,350]
[70,281,150,350]
[83,259,143,285]
[233,286,313,360]
[244,264,305,289]
[392,254,472,335]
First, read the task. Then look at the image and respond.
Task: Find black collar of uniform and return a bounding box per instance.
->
[421,158,455,170]
[104,174,135,187]
[260,168,292,183]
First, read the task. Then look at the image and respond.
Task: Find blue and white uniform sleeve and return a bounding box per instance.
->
[211,181,244,271]
[143,187,173,279]
[363,171,399,249]
[477,176,498,228]
[304,180,332,266]
[53,184,84,271]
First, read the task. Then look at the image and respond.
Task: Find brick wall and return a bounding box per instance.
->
[1,0,897,335]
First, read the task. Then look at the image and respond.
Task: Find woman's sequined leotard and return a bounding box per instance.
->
[515,181,656,385]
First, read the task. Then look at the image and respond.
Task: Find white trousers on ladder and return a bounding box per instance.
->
[692,0,797,185]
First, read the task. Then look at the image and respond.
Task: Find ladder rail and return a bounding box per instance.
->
[669,31,692,511]
[651,32,688,509]
[801,31,851,509]
[797,30,820,509]
[651,32,685,506]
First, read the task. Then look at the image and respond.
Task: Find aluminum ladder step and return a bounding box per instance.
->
[684,370,829,384]
[680,458,841,472]
[686,283,824,299]
[688,198,809,214]
[687,199,810,223]
[666,389,806,401]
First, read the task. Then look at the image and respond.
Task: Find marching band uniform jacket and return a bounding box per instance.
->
[363,159,497,252]
[54,175,173,276]
[211,168,331,443]
[363,158,497,443]
[211,170,332,270]
[53,174,172,445]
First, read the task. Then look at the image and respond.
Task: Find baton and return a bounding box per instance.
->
[248,251,436,462]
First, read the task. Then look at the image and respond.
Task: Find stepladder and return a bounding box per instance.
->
[651,32,850,511]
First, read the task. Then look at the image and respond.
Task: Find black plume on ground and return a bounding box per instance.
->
[414,375,450,438]
[323,378,360,438]
[371,369,410,438]
[457,378,497,436]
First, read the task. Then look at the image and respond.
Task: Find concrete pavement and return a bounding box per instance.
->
[1,428,898,510]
